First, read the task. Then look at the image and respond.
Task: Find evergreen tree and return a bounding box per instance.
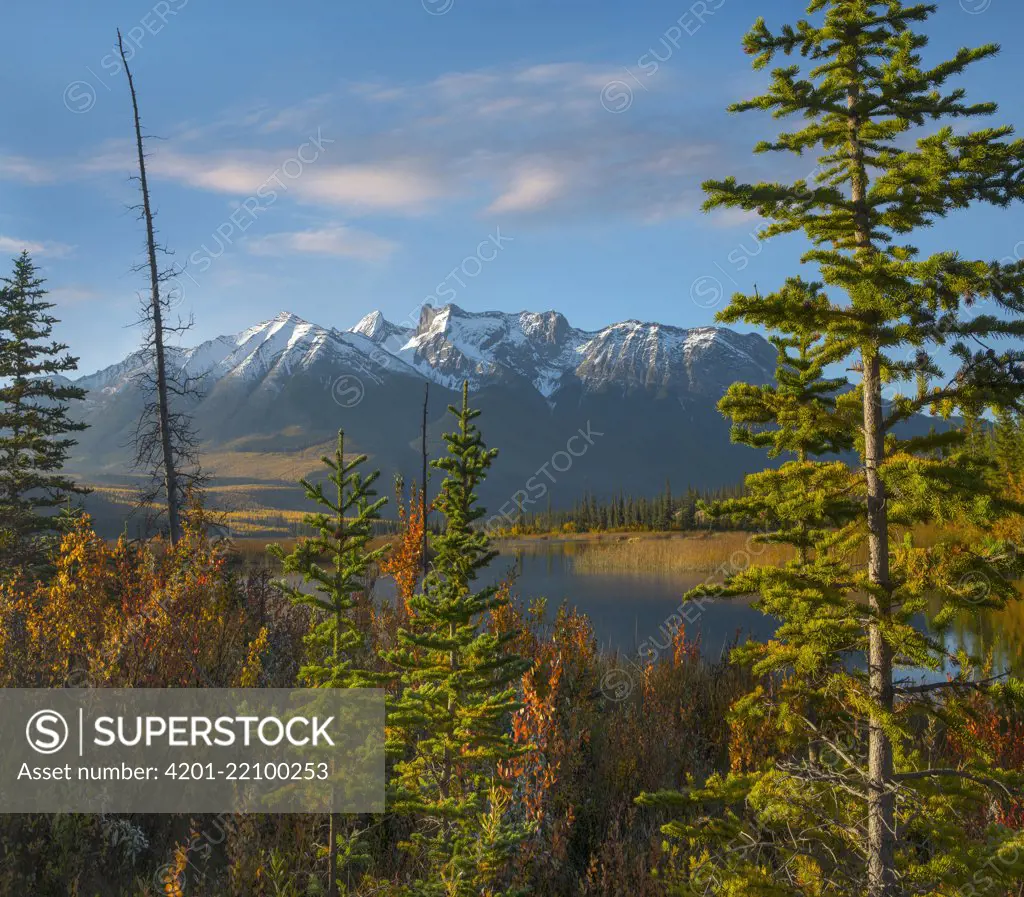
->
[0,252,87,575]
[270,430,388,897]
[386,382,529,896]
[718,289,856,563]
[271,430,387,689]
[679,489,696,530]
[642,5,1024,895]
[992,406,1024,493]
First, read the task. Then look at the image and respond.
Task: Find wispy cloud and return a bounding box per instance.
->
[78,141,448,215]
[707,207,762,229]
[256,93,337,134]
[487,163,567,214]
[247,225,397,261]
[15,60,736,225]
[0,154,57,185]
[158,153,446,214]
[513,62,625,91]
[0,235,74,257]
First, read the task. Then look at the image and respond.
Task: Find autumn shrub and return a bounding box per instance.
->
[952,691,1024,829]
[492,599,753,896]
[379,477,427,619]
[0,509,282,689]
[0,510,309,896]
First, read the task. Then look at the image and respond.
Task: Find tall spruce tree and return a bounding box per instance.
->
[0,252,87,575]
[270,430,388,897]
[641,4,1024,895]
[386,382,529,897]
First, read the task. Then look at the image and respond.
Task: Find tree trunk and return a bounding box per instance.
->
[118,29,180,545]
[327,436,345,897]
[863,351,895,897]
[421,381,429,585]
[848,78,895,897]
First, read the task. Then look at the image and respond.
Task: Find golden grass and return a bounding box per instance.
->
[570,532,794,577]
[86,482,317,539]
[220,508,311,536]
[565,524,954,578]
[87,484,151,506]
[198,446,336,481]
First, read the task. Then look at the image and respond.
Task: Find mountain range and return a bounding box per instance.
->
[67,303,782,524]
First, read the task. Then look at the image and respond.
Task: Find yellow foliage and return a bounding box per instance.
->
[0,512,268,689]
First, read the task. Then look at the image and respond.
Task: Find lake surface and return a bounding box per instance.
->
[486,544,774,662]
[372,540,1024,676]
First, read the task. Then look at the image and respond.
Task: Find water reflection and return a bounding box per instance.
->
[474,541,1024,676]
[487,543,772,661]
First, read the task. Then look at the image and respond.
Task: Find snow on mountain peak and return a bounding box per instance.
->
[348,310,413,355]
[351,310,387,340]
[74,305,777,403]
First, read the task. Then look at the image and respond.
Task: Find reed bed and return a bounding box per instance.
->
[570,532,794,577]
[567,523,956,578]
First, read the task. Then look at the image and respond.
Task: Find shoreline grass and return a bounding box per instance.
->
[564,531,794,576]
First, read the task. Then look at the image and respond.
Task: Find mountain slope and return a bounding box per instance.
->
[67,304,780,520]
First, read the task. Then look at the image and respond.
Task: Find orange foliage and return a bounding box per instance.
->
[954,694,1024,827]
[672,624,700,668]
[493,600,741,894]
[0,510,268,688]
[727,686,781,774]
[495,601,599,884]
[380,481,427,616]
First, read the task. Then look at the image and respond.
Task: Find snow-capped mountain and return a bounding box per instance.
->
[76,311,420,399]
[68,305,782,509]
[348,304,775,398]
[74,304,775,404]
[350,309,414,354]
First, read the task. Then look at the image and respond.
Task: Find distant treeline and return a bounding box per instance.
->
[492,406,1024,537]
[492,481,746,534]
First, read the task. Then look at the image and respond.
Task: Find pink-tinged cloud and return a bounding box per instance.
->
[487,165,567,214]
[247,226,397,262]
[149,152,446,214]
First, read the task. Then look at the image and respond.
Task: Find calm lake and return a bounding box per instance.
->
[373,540,1024,676]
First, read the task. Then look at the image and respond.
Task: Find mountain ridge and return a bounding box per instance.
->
[67,304,787,525]
[71,303,777,402]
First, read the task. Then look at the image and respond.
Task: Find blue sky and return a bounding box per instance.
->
[3,0,1024,374]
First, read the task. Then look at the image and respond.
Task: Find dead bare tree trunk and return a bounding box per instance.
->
[118,28,197,544]
[421,381,429,584]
